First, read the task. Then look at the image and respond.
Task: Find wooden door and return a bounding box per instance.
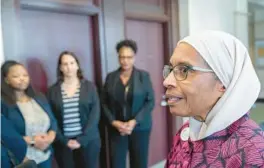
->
[17,9,94,92]
[3,3,96,167]
[126,19,168,166]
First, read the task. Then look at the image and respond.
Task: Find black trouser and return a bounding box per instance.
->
[109,130,151,168]
[54,138,101,168]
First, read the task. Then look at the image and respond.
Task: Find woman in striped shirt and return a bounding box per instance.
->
[47,51,101,168]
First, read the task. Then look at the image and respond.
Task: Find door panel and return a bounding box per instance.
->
[126,19,168,166]
[126,0,160,6]
[16,9,94,92]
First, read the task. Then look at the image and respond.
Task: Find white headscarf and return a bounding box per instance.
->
[179,30,261,141]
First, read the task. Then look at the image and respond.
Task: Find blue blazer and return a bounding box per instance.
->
[1,115,27,168]
[1,95,58,138]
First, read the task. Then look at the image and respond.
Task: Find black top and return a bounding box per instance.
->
[102,67,155,131]
[115,72,134,121]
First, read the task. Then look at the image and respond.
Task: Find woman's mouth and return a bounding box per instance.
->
[166,94,184,105]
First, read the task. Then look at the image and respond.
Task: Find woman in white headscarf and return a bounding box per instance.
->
[163,30,264,168]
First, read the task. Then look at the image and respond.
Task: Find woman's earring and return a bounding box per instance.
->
[220,85,226,92]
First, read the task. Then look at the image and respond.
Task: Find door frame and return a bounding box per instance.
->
[3,0,106,87]
[2,0,109,167]
[124,0,182,153]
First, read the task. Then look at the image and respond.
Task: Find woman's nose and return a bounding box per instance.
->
[163,72,177,88]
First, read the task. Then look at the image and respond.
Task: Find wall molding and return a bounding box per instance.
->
[20,0,100,15]
[125,1,169,22]
[150,159,166,168]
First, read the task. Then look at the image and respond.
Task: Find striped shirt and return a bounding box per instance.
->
[61,87,82,138]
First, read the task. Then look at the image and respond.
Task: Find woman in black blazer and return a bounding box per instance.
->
[47,51,101,168]
[101,40,155,168]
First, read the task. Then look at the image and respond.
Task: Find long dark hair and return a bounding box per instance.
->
[56,51,84,83]
[1,60,36,105]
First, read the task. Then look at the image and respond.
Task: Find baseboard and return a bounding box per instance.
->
[150,160,166,168]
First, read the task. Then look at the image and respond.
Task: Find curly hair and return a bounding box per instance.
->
[116,39,138,54]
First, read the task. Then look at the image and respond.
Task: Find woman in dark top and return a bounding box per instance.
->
[1,60,57,168]
[101,40,155,168]
[47,51,101,168]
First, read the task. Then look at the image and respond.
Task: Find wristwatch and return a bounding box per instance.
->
[29,137,35,147]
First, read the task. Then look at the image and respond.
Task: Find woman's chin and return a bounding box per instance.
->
[169,107,189,117]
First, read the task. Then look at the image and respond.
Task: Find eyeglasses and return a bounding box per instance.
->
[119,56,134,60]
[163,65,213,81]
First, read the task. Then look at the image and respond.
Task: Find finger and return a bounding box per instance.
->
[120,129,130,135]
[36,133,47,137]
[122,127,132,132]
[119,128,128,133]
[119,125,125,129]
[123,123,129,127]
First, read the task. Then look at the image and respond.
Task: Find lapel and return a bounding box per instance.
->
[79,79,86,104]
[53,83,64,119]
[110,69,121,98]
[132,68,142,112]
[110,67,143,112]
[34,97,47,112]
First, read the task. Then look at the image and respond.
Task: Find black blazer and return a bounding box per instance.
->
[47,79,100,147]
[101,68,155,131]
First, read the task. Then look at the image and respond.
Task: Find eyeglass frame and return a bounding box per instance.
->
[163,64,214,81]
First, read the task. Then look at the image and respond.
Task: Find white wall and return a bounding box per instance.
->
[188,0,248,47]
[179,0,249,46]
[0,2,5,64]
[188,0,236,34]
[178,0,189,39]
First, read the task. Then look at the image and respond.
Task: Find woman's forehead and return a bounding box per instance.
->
[9,65,26,72]
[170,43,205,67]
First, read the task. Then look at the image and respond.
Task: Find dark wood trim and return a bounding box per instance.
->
[99,1,126,168]
[125,0,180,156]
[93,8,111,168]
[93,0,100,6]
[91,15,103,88]
[163,0,181,150]
[159,0,164,8]
[124,1,168,22]
[20,0,100,15]
[125,12,169,22]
